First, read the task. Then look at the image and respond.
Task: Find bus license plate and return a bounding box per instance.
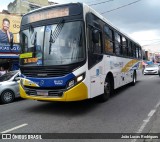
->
[37,91,48,96]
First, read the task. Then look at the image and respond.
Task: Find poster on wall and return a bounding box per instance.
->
[0,13,21,54]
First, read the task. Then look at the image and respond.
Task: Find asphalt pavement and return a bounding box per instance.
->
[0,74,160,142]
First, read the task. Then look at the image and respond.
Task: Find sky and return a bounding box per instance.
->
[1,0,160,52]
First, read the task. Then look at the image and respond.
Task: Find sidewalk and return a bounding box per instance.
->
[144,106,160,142]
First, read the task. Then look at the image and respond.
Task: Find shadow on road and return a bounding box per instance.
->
[22,98,103,116]
[111,81,141,99]
[20,81,144,116]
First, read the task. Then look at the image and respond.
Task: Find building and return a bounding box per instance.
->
[155,52,160,63]
[0,12,21,71]
[8,0,49,15]
[0,0,58,72]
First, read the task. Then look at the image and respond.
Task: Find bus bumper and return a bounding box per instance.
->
[20,82,88,101]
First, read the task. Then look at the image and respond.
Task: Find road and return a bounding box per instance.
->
[0,75,160,142]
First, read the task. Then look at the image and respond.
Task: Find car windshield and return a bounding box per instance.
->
[20,21,85,66]
[146,64,158,68]
[0,71,18,82]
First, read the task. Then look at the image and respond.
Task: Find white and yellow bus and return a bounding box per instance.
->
[19,3,142,102]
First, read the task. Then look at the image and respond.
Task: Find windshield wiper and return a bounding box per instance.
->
[33,32,37,55]
[29,24,37,55]
[49,19,65,54]
[71,24,82,60]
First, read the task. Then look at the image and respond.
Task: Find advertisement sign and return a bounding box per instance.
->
[0,13,21,44]
[0,43,20,53]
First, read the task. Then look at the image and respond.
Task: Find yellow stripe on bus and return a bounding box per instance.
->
[20,52,33,59]
[121,59,139,72]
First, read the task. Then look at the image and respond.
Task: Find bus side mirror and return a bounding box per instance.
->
[92,30,99,43]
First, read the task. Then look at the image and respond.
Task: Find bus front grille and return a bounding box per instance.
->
[28,90,37,96]
[20,63,82,78]
[21,69,70,77]
[20,66,76,78]
[48,90,64,96]
[26,89,64,97]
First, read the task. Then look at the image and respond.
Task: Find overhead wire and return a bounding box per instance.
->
[101,0,142,14]
[86,0,105,4]
[89,0,113,6]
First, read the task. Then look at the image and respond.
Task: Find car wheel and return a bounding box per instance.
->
[0,90,15,104]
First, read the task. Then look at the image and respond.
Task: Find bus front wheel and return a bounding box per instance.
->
[97,77,113,102]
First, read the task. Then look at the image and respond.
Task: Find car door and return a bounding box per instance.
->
[12,72,21,97]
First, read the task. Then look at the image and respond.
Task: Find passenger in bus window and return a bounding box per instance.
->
[0,18,13,44]
[104,26,113,53]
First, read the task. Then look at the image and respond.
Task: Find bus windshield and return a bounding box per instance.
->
[20,21,85,66]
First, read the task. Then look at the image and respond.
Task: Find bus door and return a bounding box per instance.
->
[87,14,104,97]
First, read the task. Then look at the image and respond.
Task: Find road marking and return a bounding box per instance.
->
[1,123,28,134]
[131,101,160,142]
[148,110,156,117]
[155,100,160,109]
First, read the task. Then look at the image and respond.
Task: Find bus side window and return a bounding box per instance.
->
[139,46,142,59]
[128,41,132,57]
[88,26,103,69]
[122,37,127,56]
[89,28,101,53]
[130,42,134,57]
[92,29,102,54]
[104,25,114,54]
[132,44,136,58]
[114,32,121,55]
[136,45,139,59]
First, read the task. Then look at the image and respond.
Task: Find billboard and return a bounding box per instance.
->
[0,13,21,54]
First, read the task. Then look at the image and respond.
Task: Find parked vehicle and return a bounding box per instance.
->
[143,64,160,75]
[0,70,21,104]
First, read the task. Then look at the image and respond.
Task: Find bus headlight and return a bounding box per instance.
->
[67,72,85,89]
[77,75,83,82]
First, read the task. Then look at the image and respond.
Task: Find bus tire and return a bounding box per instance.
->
[97,77,113,102]
[131,72,136,86]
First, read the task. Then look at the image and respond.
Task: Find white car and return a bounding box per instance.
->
[143,64,160,75]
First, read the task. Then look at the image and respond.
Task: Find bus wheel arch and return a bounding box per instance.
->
[97,72,114,102]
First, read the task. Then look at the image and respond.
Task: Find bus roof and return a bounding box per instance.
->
[22,2,141,47]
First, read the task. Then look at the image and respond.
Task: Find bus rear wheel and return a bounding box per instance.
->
[97,77,113,102]
[131,72,136,86]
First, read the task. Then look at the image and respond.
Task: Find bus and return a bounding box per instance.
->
[19,3,142,102]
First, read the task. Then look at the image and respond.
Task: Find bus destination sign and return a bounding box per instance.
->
[28,8,69,23]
